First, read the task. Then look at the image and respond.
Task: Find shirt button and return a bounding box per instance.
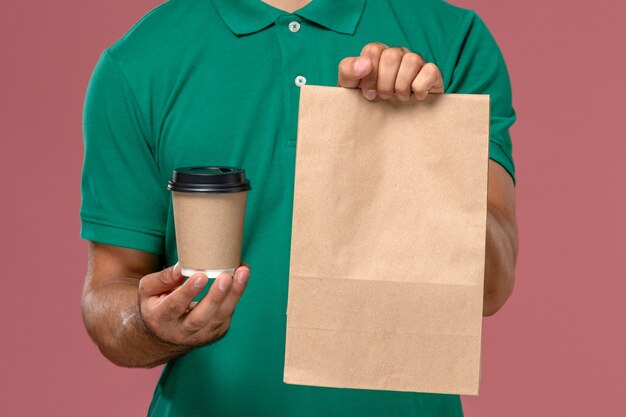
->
[294,75,307,87]
[288,21,301,32]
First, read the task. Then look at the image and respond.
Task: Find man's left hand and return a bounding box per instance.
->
[338,42,444,101]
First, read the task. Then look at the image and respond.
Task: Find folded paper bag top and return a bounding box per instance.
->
[284,86,489,396]
[168,167,251,278]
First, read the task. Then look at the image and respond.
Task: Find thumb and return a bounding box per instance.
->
[338,56,372,88]
[138,263,184,298]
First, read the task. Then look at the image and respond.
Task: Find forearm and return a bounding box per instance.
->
[483,203,519,316]
[81,278,191,368]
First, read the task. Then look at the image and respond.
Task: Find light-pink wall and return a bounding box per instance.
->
[1,1,624,415]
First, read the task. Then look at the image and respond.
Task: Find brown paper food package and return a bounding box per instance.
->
[284,86,490,396]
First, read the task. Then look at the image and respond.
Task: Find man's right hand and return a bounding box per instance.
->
[139,263,250,347]
[81,243,250,367]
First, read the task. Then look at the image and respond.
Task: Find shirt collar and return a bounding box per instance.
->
[210,0,366,36]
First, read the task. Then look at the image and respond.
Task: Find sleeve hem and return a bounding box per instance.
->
[489,139,516,186]
[80,218,164,255]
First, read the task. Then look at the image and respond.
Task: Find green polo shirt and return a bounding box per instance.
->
[81,0,516,415]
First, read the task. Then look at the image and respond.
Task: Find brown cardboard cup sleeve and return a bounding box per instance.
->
[168,166,251,278]
[284,86,490,395]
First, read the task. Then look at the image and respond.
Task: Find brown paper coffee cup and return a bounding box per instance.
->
[168,167,251,277]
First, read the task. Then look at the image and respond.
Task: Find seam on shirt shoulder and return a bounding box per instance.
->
[102,49,153,146]
[108,0,181,50]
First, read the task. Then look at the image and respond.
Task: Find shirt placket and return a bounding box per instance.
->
[274,14,309,147]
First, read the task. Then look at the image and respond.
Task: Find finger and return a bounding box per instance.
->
[411,63,444,101]
[394,53,425,101]
[158,273,209,320]
[338,56,372,88]
[182,273,233,333]
[376,47,405,100]
[138,263,185,298]
[219,265,251,318]
[359,42,387,100]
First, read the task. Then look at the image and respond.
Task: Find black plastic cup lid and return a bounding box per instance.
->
[167,166,251,193]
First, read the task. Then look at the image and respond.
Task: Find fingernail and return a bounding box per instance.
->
[365,90,377,100]
[172,262,181,277]
[354,57,368,74]
[236,270,249,285]
[218,276,232,292]
[193,274,208,289]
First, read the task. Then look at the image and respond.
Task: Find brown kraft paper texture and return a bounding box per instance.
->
[172,191,247,270]
[284,85,490,395]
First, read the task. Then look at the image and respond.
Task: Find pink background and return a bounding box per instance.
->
[1,0,624,415]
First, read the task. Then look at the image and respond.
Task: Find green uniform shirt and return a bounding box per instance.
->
[81,0,516,415]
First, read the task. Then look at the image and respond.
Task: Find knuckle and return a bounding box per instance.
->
[394,81,411,97]
[185,316,207,333]
[158,273,170,288]
[381,47,404,62]
[362,42,385,57]
[165,300,186,317]
[213,322,231,340]
[170,332,190,346]
[413,90,428,101]
[221,320,232,333]
[209,317,228,332]
[422,62,440,76]
[195,320,232,346]
[411,77,423,90]
[403,52,424,67]
[338,58,352,74]
[378,86,394,97]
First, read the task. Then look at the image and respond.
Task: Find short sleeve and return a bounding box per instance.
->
[445,12,516,185]
[80,50,167,254]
